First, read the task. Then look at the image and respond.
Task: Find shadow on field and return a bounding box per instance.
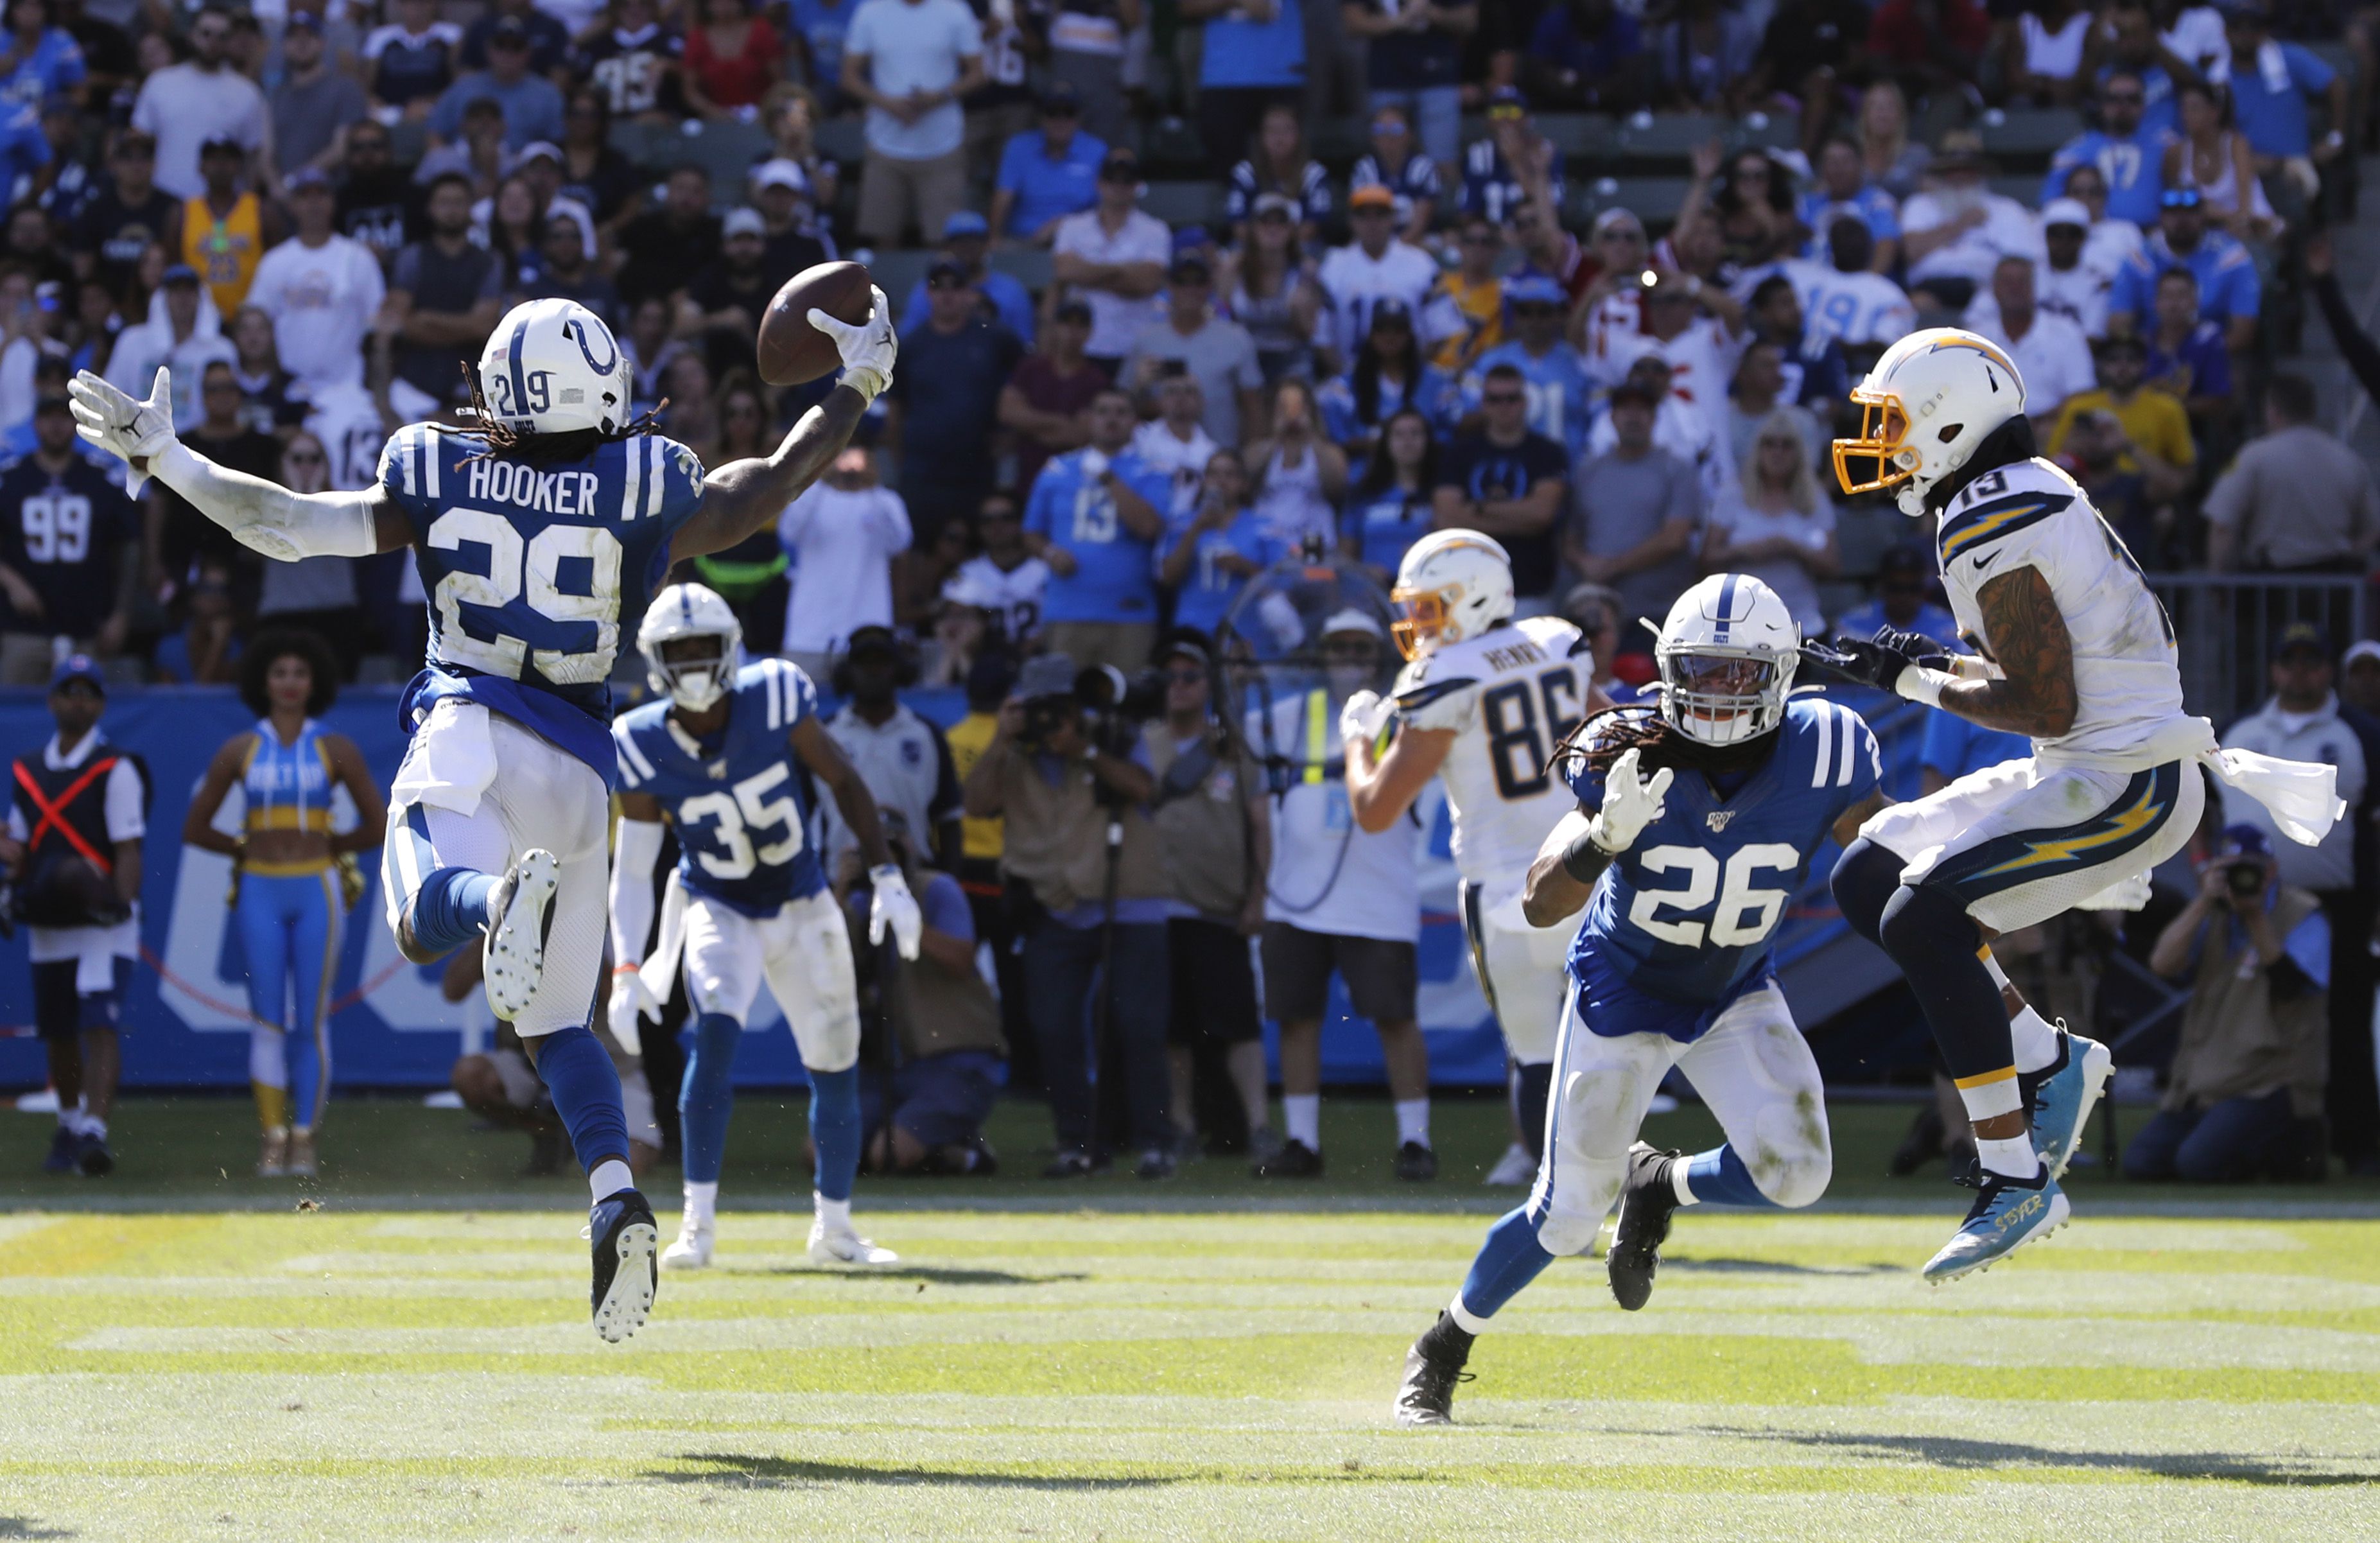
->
[1663,1259,1904,1278]
[651,1454,1179,1490]
[747,1266,1090,1287]
[1708,1427,2380,1485]
[0,1519,76,1539]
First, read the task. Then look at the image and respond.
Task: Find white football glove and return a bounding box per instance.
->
[606,966,663,1045]
[868,863,923,961]
[68,367,177,495]
[1590,747,1673,854]
[808,283,896,405]
[1339,688,1394,748]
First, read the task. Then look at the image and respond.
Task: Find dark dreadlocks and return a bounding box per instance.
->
[462,361,668,467]
[1549,702,1784,786]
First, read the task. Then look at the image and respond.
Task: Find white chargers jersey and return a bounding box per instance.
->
[1935,457,2189,765]
[1391,615,1593,886]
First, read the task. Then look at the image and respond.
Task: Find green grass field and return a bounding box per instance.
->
[5,1096,2380,1540]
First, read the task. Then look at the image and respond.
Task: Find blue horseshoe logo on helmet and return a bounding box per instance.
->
[563,314,618,376]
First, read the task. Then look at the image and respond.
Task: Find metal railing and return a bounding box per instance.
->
[2148,573,2371,725]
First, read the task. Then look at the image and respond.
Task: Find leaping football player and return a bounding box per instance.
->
[1805,326,2342,1282]
[66,288,898,1339]
[1396,574,1884,1426]
[609,583,923,1273]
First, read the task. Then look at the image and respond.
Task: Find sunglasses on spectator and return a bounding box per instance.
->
[286,451,324,465]
[1164,667,1206,684]
[2105,90,2144,104]
[1482,390,1526,405]
[1099,161,1139,182]
[1461,232,1500,247]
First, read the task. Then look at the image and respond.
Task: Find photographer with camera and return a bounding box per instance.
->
[2132,823,2332,1182]
[963,651,1176,1178]
[3,658,148,1178]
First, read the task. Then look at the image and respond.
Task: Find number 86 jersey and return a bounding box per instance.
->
[1568,701,1879,1029]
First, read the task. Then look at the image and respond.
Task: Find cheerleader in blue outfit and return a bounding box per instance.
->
[183,631,385,1178]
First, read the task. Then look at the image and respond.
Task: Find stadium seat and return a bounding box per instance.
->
[988,245,1053,292]
[1310,115,1370,166]
[1612,114,1727,166]
[684,120,774,195]
[1728,112,1801,152]
[1988,174,2044,205]
[815,118,867,168]
[1567,176,1692,230]
[1138,117,1210,175]
[1142,179,1227,228]
[868,248,938,304]
[1535,113,1615,161]
[1977,107,2085,162]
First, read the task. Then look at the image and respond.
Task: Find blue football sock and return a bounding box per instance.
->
[1513,1061,1554,1160]
[808,1065,860,1203]
[532,1024,629,1174]
[1455,1205,1558,1322]
[1683,1145,1782,1208]
[679,1013,742,1186]
[408,864,498,957]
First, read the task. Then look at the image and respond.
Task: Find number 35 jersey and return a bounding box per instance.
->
[1392,615,1592,888]
[611,659,828,916]
[1567,701,1878,1026]
[379,423,706,783]
[1935,457,2187,767]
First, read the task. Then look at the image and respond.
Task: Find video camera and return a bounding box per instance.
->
[1020,663,1165,760]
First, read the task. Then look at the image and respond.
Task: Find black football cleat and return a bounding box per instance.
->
[74,1131,114,1177]
[1393,1141,1439,1181]
[1393,1312,1475,1426]
[1606,1142,1681,1311]
[1252,1138,1323,1179]
[589,1186,659,1343]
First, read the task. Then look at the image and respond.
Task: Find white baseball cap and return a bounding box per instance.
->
[2041,197,2092,231]
[1321,608,1386,640]
[750,157,809,195]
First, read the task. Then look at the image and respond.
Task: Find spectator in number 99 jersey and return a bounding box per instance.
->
[0,389,135,684]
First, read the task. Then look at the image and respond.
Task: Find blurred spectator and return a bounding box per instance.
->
[842,0,984,248]
[1746,274,1852,415]
[1867,0,1989,96]
[2166,77,2277,241]
[1247,609,1432,1180]
[1459,275,1590,459]
[1511,192,1593,309]
[1227,101,1330,248]
[777,448,912,676]
[1460,85,1560,225]
[1701,408,1838,634]
[74,132,178,301]
[1901,131,2047,313]
[1800,138,1902,275]
[1570,209,1650,379]
[2110,187,2259,353]
[1832,542,1961,649]
[2044,69,2169,227]
[1650,0,1759,112]
[1316,183,1436,372]
[1124,252,1265,450]
[226,308,306,435]
[332,121,412,266]
[990,84,1106,245]
[182,135,280,321]
[940,491,1048,661]
[2205,374,2379,573]
[684,0,785,116]
[898,216,1033,340]
[254,432,365,670]
[1853,80,1929,201]
[1420,212,1504,372]
[1524,0,1646,115]
[1052,146,1168,373]
[1437,360,1565,602]
[1034,0,1131,144]
[461,0,572,74]
[377,173,504,422]
[677,206,776,379]
[151,559,242,683]
[889,257,1024,547]
[684,372,788,650]
[0,392,133,680]
[1585,352,1726,498]
[1000,296,1105,493]
[151,363,277,607]
[577,0,684,121]
[526,213,622,331]
[1132,367,1220,519]
[2034,198,2115,340]
[747,160,829,284]
[1160,448,1283,636]
[2347,641,2380,718]
[105,265,233,428]
[1558,579,1638,701]
[1317,297,1446,462]
[615,166,720,311]
[1604,272,1741,448]
[1,0,82,105]
[1220,195,1322,383]
[247,169,381,396]
[1348,104,1440,246]
[431,16,565,150]
[129,5,264,202]
[1149,633,1272,1159]
[2058,162,2147,276]
[477,173,548,292]
[415,86,508,198]
[1565,378,1701,634]
[1340,405,1436,584]
[788,0,860,96]
[2056,403,2155,558]
[450,1008,661,1180]
[2046,333,2194,507]
[1964,254,2095,429]
[2219,4,2345,203]
[1022,386,1168,672]
[1723,341,1822,469]
[1242,378,1346,550]
[559,91,641,232]
[822,625,962,871]
[1344,0,1470,175]
[963,649,1171,1177]
[2135,823,2329,1182]
[270,13,365,175]
[365,0,463,121]
[1185,0,1306,180]
[1997,0,2090,105]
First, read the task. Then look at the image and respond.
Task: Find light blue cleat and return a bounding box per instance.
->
[1922,1165,2069,1284]
[2025,1027,2113,1179]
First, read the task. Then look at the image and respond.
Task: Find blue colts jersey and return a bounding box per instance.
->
[378,422,706,782]
[612,659,828,916]
[1567,700,1880,1039]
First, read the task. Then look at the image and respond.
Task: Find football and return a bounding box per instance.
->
[756,259,873,386]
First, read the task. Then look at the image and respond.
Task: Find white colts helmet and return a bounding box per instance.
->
[474,297,630,437]
[638,583,743,711]
[1833,326,2027,516]
[1656,573,1800,746]
[1391,530,1516,659]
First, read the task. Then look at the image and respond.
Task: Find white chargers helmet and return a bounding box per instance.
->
[474,297,631,437]
[1655,573,1799,746]
[638,582,743,711]
[1833,326,2026,516]
[1391,529,1515,659]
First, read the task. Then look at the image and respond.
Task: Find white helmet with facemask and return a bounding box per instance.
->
[1390,529,1515,659]
[638,583,743,711]
[474,296,631,437]
[1655,573,1799,746]
[1833,327,2027,516]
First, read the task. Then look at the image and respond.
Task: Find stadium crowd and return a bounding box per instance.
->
[3,0,2379,1183]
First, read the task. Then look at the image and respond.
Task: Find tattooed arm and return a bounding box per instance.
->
[1938,567,2078,738]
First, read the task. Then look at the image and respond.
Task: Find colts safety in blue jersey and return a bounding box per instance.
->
[612,659,828,915]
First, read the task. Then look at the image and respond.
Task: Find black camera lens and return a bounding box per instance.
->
[2226,862,2264,895]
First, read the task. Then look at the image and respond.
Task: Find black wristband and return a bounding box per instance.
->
[1559,823,1613,885]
